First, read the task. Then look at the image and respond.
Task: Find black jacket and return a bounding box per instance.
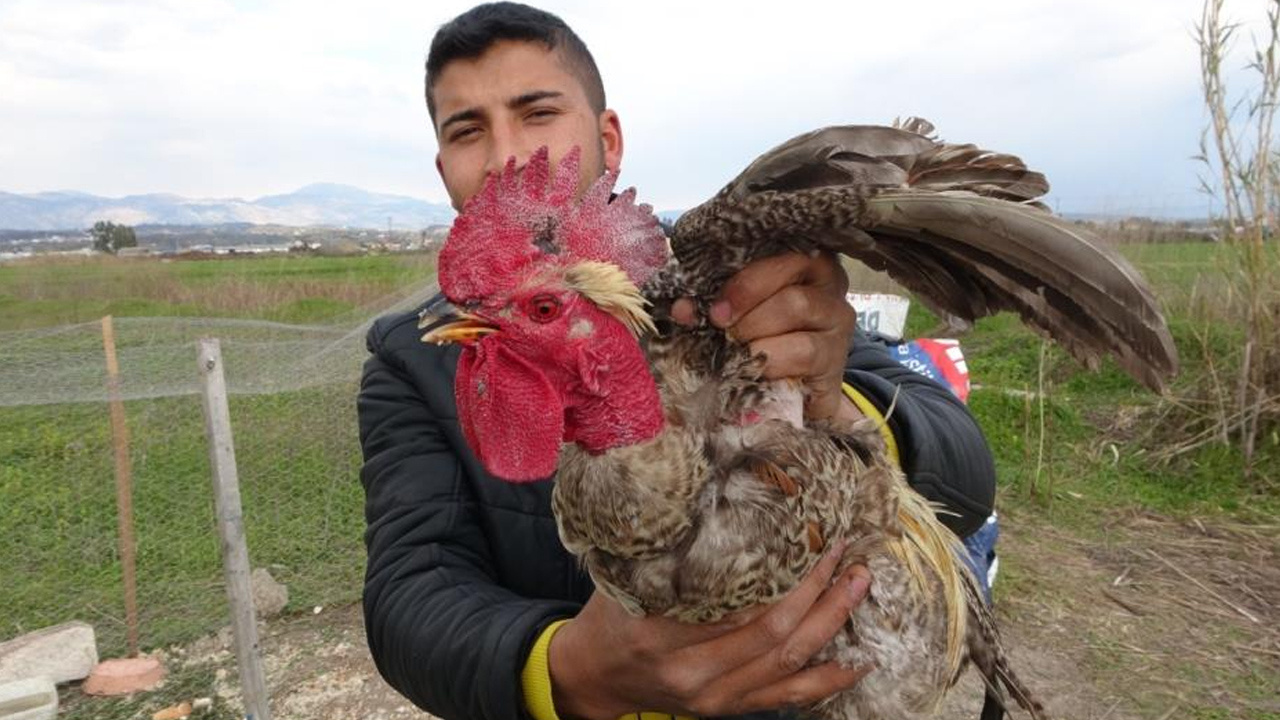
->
[358,303,996,720]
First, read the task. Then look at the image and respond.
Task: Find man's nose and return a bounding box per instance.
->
[483,127,527,177]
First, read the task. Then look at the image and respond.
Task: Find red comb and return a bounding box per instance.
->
[438,147,668,303]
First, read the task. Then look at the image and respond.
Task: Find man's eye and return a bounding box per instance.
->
[450,127,480,142]
[528,294,561,323]
[526,109,557,122]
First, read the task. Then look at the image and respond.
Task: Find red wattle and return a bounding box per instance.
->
[455,341,565,482]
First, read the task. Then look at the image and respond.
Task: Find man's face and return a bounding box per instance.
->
[432,40,622,211]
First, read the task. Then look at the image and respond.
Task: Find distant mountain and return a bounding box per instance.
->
[0,184,456,230]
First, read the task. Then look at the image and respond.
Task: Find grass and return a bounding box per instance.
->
[854,237,1280,522]
[955,312,1280,524]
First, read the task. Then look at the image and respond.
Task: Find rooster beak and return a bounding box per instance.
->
[420,312,499,345]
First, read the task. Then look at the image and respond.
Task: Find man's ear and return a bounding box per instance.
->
[599,109,623,172]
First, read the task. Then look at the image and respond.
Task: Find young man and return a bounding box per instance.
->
[358,4,997,719]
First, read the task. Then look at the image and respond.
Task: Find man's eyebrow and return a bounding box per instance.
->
[509,90,563,108]
[439,107,483,134]
[438,91,564,134]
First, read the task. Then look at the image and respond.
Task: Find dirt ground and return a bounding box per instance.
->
[166,509,1277,720]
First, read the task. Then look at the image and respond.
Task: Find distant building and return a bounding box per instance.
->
[289,239,322,252]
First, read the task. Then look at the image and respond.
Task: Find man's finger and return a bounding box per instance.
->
[672,541,849,683]
[729,285,837,342]
[704,602,770,632]
[733,546,859,654]
[713,253,832,328]
[719,564,871,693]
[734,660,875,714]
[671,298,698,326]
[749,332,843,382]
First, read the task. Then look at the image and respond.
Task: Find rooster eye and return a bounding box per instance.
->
[528,294,562,323]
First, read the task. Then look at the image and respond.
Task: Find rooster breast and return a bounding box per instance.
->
[555,330,892,620]
[553,331,971,718]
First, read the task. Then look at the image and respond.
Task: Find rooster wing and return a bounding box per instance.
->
[669,118,1177,392]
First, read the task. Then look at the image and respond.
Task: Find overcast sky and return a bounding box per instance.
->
[1,0,1272,217]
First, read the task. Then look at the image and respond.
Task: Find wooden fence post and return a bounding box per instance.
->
[101,315,140,658]
[197,338,271,720]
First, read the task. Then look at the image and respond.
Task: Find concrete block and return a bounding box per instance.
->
[0,622,97,685]
[0,676,58,720]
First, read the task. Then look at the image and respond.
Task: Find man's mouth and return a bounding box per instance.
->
[420,311,499,345]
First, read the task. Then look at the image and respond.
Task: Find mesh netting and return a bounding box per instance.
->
[0,283,439,656]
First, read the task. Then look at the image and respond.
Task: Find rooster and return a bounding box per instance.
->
[421,120,1177,719]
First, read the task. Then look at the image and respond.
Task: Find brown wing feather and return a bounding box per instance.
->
[670,119,1178,392]
[717,125,928,199]
[864,191,1177,390]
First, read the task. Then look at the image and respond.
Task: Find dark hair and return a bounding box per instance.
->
[425,3,606,123]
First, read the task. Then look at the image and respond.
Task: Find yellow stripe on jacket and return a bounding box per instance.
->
[842,382,900,467]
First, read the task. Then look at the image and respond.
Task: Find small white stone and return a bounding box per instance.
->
[250,568,289,618]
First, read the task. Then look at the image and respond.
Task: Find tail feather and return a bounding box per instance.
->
[961,559,1049,719]
[888,484,1052,718]
[885,484,971,680]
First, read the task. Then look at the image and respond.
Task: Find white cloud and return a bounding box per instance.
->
[0,0,1271,217]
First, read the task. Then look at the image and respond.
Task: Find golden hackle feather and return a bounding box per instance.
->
[564,260,657,338]
[883,484,971,692]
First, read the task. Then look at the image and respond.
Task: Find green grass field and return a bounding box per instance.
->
[0,252,437,330]
[858,239,1280,523]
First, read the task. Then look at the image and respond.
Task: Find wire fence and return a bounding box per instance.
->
[0,285,437,658]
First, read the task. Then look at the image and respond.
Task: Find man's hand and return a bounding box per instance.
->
[672,251,860,422]
[547,543,873,719]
